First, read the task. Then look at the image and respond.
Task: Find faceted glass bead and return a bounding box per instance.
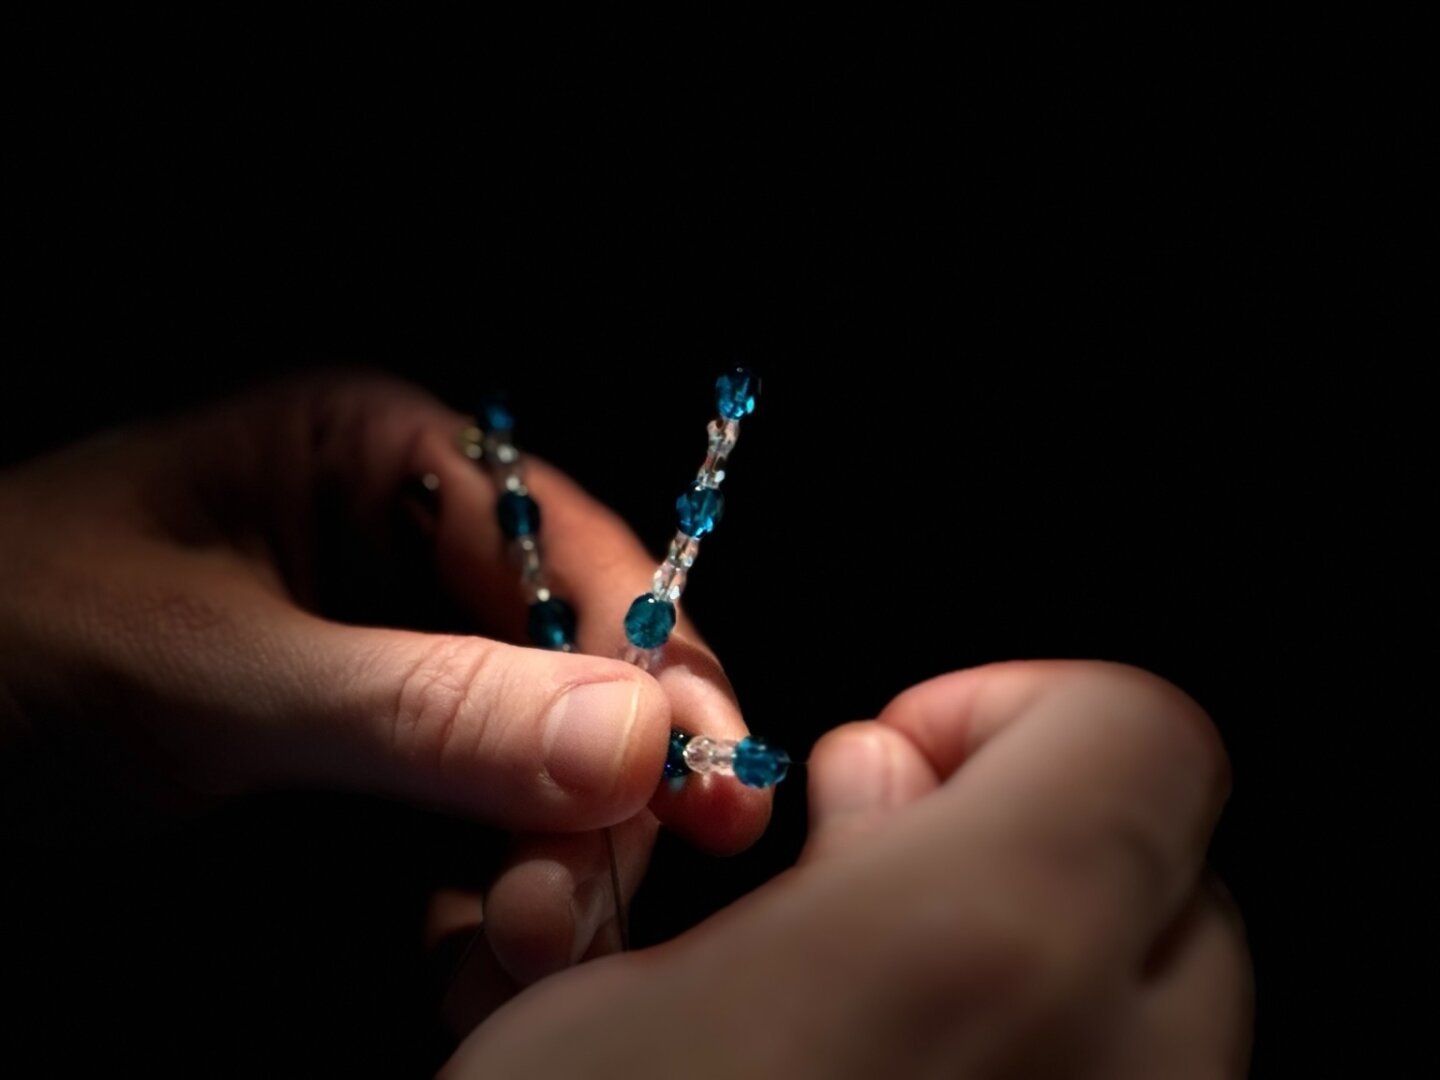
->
[624,593,676,649]
[707,417,740,456]
[652,561,689,602]
[676,484,724,537]
[459,425,485,460]
[683,736,717,773]
[667,532,702,569]
[622,644,659,671]
[527,597,576,650]
[664,729,692,779]
[511,536,543,577]
[695,463,726,489]
[697,421,737,488]
[497,491,540,538]
[521,560,544,588]
[708,739,736,773]
[479,395,515,433]
[733,737,791,788]
[715,367,758,421]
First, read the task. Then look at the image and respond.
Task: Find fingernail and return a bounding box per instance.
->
[542,681,641,796]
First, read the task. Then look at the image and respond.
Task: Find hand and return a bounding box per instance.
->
[441,662,1252,1077]
[0,373,770,988]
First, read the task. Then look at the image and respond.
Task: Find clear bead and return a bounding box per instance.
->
[492,440,520,466]
[683,736,715,773]
[652,562,688,602]
[683,736,737,776]
[511,536,543,581]
[697,419,740,487]
[622,644,658,671]
[666,532,702,569]
[459,424,485,461]
[503,471,527,494]
[708,418,740,456]
[696,462,726,488]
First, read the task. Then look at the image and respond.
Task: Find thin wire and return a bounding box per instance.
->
[442,916,488,990]
[603,826,630,951]
[441,821,630,1002]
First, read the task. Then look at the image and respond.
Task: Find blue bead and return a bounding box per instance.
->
[676,484,724,537]
[663,729,691,779]
[624,594,676,649]
[527,597,576,650]
[478,394,515,433]
[497,491,540,538]
[715,367,758,421]
[733,737,790,788]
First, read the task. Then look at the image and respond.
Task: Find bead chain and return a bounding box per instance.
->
[621,368,790,789]
[459,370,789,791]
[459,397,579,652]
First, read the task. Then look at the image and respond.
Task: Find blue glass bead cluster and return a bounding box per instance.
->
[460,399,576,652]
[622,367,756,657]
[621,368,791,790]
[465,374,790,791]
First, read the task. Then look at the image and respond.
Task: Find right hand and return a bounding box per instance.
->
[441,661,1252,1077]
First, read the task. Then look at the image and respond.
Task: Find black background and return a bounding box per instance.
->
[5,13,1401,1076]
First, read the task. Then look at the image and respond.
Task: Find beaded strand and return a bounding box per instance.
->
[459,397,578,652]
[460,370,789,791]
[622,368,791,790]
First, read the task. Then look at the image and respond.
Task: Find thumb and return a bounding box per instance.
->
[801,721,937,864]
[256,614,671,831]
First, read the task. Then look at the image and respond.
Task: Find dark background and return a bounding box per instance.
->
[5,13,1399,1076]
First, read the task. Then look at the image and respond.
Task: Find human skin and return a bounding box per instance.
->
[0,376,1251,1074]
[441,662,1252,1077]
[0,374,769,986]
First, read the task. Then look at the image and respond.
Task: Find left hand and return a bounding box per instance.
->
[0,372,771,998]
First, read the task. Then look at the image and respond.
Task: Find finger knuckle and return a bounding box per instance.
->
[1073,661,1232,802]
[392,637,494,772]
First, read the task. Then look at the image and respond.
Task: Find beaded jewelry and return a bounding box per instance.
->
[458,396,579,652]
[459,368,791,791]
[449,370,790,958]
